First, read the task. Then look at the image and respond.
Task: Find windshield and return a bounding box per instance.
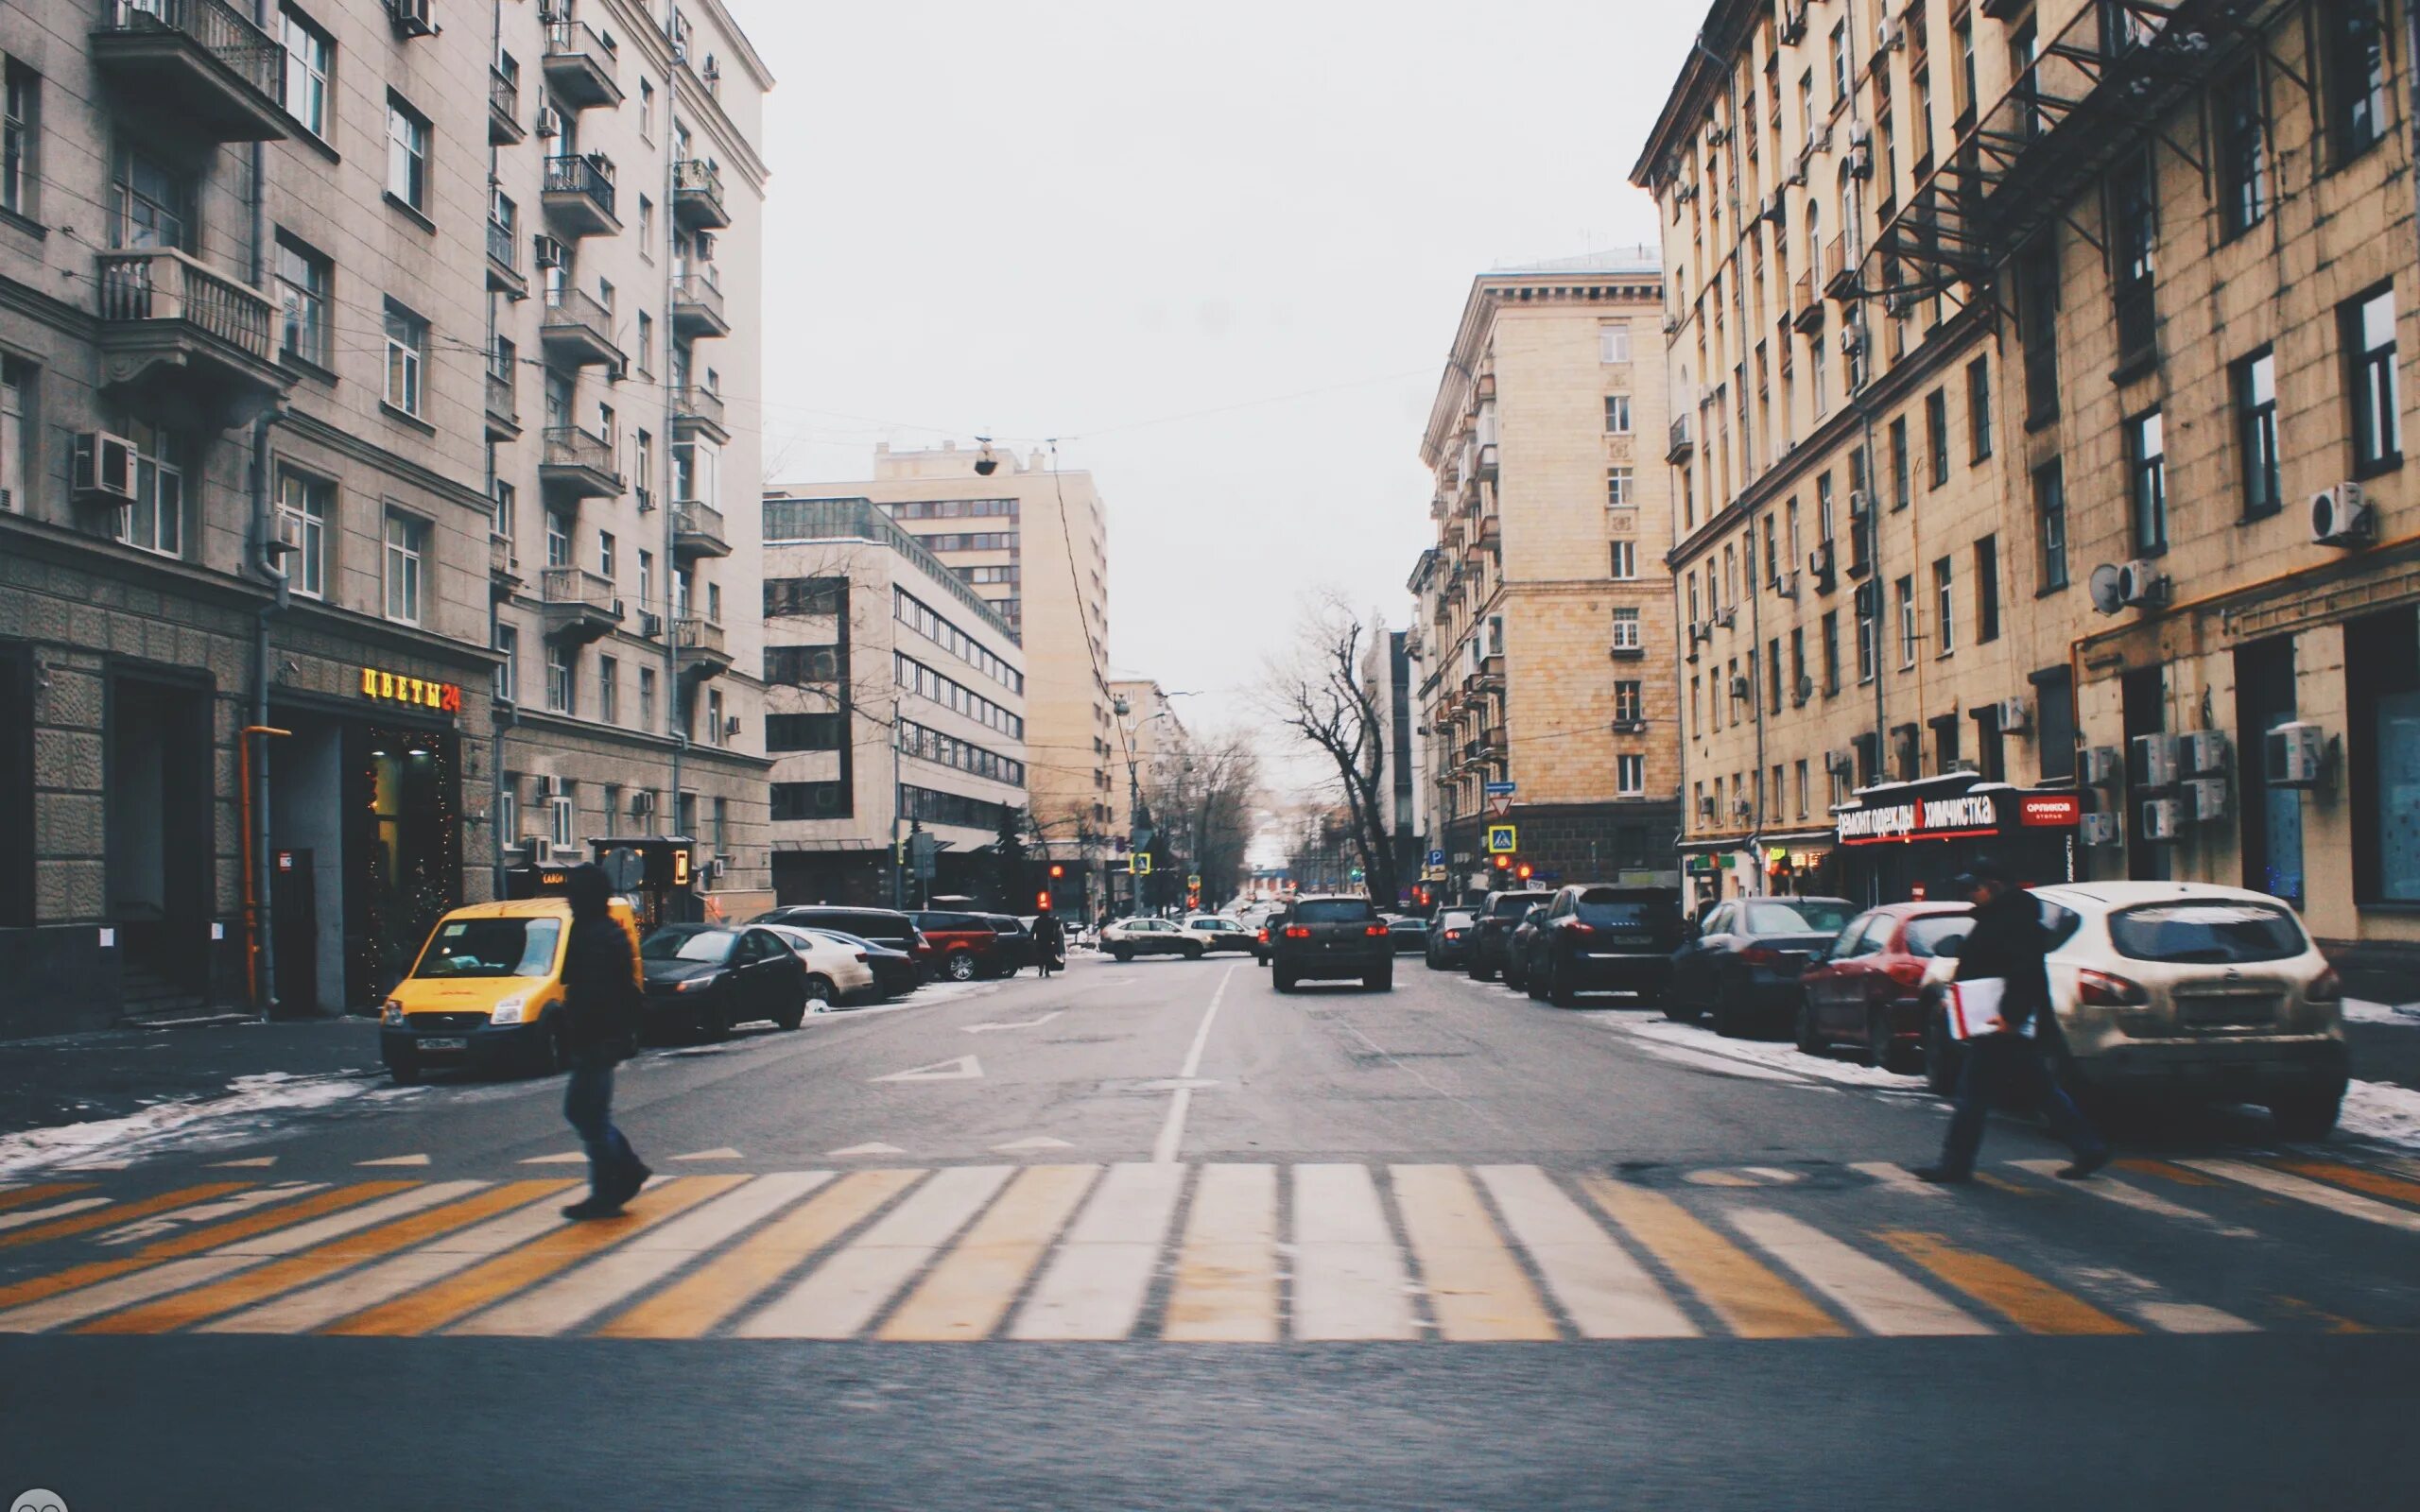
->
[1490,893,1551,917]
[1439,911,1476,929]
[2108,902,2308,964]
[1575,891,1681,928]
[414,917,561,979]
[1744,901,1855,935]
[1294,899,1376,923]
[1903,916,1975,957]
[642,929,735,964]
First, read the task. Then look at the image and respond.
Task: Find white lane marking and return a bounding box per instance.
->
[1726,1208,1989,1337]
[959,1012,1064,1035]
[2066,1264,2256,1334]
[737,1165,1011,1338]
[2184,1159,2420,1236]
[210,1158,278,1169]
[1627,1041,1813,1082]
[991,1136,1074,1152]
[1011,1161,1188,1341]
[670,1148,744,1161]
[2008,1160,2260,1239]
[1151,966,1238,1166]
[870,1055,983,1083]
[97,1184,324,1245]
[1474,1165,1697,1338]
[520,1153,588,1165]
[0,1197,113,1232]
[202,1192,569,1334]
[1851,1161,1952,1198]
[2138,1302,2259,1334]
[1290,1164,1417,1341]
[827,1143,907,1157]
[451,1173,829,1337]
[1136,1078,1221,1091]
[357,1154,430,1167]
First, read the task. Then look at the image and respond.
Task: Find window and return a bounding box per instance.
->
[494,623,518,704]
[2329,0,2392,162]
[275,235,330,367]
[1768,638,1782,713]
[1975,535,2000,644]
[638,666,657,730]
[1606,467,1634,507]
[637,196,653,250]
[122,421,182,557]
[2128,409,2168,554]
[276,468,329,599]
[551,785,575,850]
[1616,753,1645,797]
[1603,394,1633,434]
[385,95,429,214]
[598,529,616,581]
[1896,575,1918,667]
[1856,584,1878,683]
[384,512,425,625]
[2034,459,2068,589]
[1965,358,1992,461]
[3,60,36,218]
[545,644,572,713]
[1615,679,1644,723]
[2236,348,2282,518]
[767,644,845,685]
[1795,760,1810,819]
[1829,23,1850,104]
[708,581,721,625]
[545,509,571,569]
[1822,610,1841,694]
[383,301,426,417]
[112,146,190,249]
[598,654,618,724]
[2218,66,2268,235]
[770,782,853,822]
[1925,388,1949,487]
[0,359,25,512]
[766,713,845,751]
[2110,147,2158,361]
[281,7,333,140]
[2346,285,2402,473]
[2019,238,2061,421]
[1889,416,1911,510]
[1599,324,1631,363]
[638,549,655,610]
[1612,607,1642,650]
[639,77,656,140]
[1933,557,1955,656]
[1610,540,1638,579]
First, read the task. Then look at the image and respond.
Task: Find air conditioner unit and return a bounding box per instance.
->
[2184,778,2229,823]
[1846,490,1871,518]
[2179,730,2230,778]
[1847,143,1874,179]
[2081,746,2122,787]
[1982,696,2027,733]
[2117,559,2169,609]
[2138,798,2182,844]
[1838,323,1866,354]
[1776,569,1801,599]
[535,105,563,139]
[2265,722,2329,790]
[708,857,727,881]
[532,234,567,269]
[2080,812,2122,847]
[527,836,555,864]
[1876,17,1905,51]
[2310,482,2377,548]
[1706,123,1731,148]
[639,610,663,637]
[1825,750,1855,778]
[73,432,138,503]
[272,511,305,557]
[529,773,559,800]
[1807,541,1837,586]
[1698,795,1718,818]
[630,790,655,817]
[1781,3,1807,43]
[1729,675,1752,700]
[2129,733,2180,791]
[1715,606,1738,629]
[1784,166,1807,189]
[1846,118,1872,146]
[1689,619,1714,645]
[724,715,742,738]
[387,0,437,38]
[1758,193,1780,223]
[1734,799,1754,821]
[1795,675,1816,704]
[1882,291,1912,317]
[1662,314,1682,335]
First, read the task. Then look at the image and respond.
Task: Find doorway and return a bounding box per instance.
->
[2235,637,2303,907]
[106,670,214,993]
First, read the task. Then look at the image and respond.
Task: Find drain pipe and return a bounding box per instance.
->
[244,29,286,1017]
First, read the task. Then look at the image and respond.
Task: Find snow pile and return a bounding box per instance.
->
[2342,999,2420,1025]
[1617,1019,1927,1090]
[0,1070,375,1175]
[2337,1080,2420,1151]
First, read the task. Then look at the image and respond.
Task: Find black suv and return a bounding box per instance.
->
[1514,885,1686,1006]
[1269,895,1393,992]
[1465,889,1554,982]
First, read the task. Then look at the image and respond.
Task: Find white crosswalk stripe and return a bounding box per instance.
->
[1725,1208,1988,1336]
[736,1165,1011,1338]
[1290,1163,1417,1341]
[1012,1162,1186,1341]
[1475,1164,1696,1338]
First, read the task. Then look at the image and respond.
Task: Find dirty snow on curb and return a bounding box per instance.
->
[2337,1080,2420,1150]
[2342,998,2420,1025]
[1615,1018,1926,1089]
[0,1071,378,1175]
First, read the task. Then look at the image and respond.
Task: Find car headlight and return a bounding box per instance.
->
[381,998,406,1026]
[489,995,527,1025]
[677,975,717,992]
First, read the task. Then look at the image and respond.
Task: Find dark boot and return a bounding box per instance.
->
[561,1192,628,1221]
[1911,1164,1972,1185]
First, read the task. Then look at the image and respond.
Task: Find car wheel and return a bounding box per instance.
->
[781,977,828,1030]
[699,994,735,1042]
[1273,969,1295,993]
[1183,943,1204,960]
[2269,1082,2344,1141]
[1710,984,1741,1039]
[1547,957,1576,1008]
[1662,992,1695,1022]
[1794,999,1824,1056]
[1923,1008,1962,1098]
[1862,1005,1893,1070]
[1112,947,1134,963]
[944,953,977,982]
[388,1059,421,1086]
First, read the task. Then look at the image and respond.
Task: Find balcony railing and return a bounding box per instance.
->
[486,216,516,271]
[671,159,730,228]
[543,153,618,232]
[489,63,521,141]
[1824,232,1858,297]
[542,424,615,475]
[673,385,724,432]
[1791,270,1821,331]
[96,246,272,361]
[540,284,619,366]
[673,499,730,558]
[675,618,727,656]
[1667,412,1694,461]
[540,564,614,606]
[670,271,727,334]
[95,0,288,140]
[541,19,621,109]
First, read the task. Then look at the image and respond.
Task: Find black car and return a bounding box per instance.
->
[1668,896,1859,1038]
[1516,885,1687,1006]
[1384,915,1429,955]
[1426,908,1478,970]
[752,905,934,979]
[1465,889,1554,982]
[977,914,1035,975]
[640,924,810,1039]
[1502,904,1550,991]
[1270,895,1392,992]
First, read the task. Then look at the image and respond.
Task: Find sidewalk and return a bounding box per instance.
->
[0,1014,387,1141]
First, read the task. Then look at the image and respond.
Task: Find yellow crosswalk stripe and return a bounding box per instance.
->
[596,1169,919,1340]
[2186,1159,2420,1236]
[1162,1163,1280,1342]
[323,1177,743,1336]
[2270,1159,2420,1210]
[76,1182,567,1335]
[0,1182,402,1314]
[1582,1177,1845,1339]
[0,1181,256,1253]
[0,1183,96,1214]
[1393,1164,1557,1342]
[880,1165,1098,1341]
[0,1198,115,1233]
[1876,1230,2135,1335]
[1288,1164,1417,1342]
[1011,1161,1186,1342]
[2116,1158,2220,1187]
[1476,1165,1697,1338]
[736,1166,1012,1339]
[203,1193,576,1334]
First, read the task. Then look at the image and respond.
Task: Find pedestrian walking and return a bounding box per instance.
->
[557,864,652,1219]
[1916,858,2109,1185]
[1032,909,1065,979]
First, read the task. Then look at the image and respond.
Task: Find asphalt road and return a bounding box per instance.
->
[2,952,2416,1510]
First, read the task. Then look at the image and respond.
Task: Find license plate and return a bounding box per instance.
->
[417,1037,469,1052]
[1608,934,1651,947]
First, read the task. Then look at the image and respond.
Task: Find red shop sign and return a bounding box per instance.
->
[2018,793,2083,828]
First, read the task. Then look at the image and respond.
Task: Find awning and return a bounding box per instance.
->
[1831,772,2081,847]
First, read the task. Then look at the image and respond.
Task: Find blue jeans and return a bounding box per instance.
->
[563,1057,641,1194]
[1937,1032,2104,1177]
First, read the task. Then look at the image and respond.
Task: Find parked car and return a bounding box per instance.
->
[638,924,810,1040]
[1254,906,1290,965]
[755,923,882,1005]
[380,897,641,1083]
[1795,903,1973,1070]
[977,914,1036,975]
[789,927,920,1001]
[1101,917,1205,961]
[1182,915,1257,954]
[1270,895,1393,992]
[1384,915,1429,954]
[752,906,933,979]
[1668,896,1859,1038]
[1502,904,1551,991]
[1515,885,1688,1006]
[910,910,1007,981]
[1426,909,1478,971]
[1916,882,2349,1136]
[1465,889,1555,982]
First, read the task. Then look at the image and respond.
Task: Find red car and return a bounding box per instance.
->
[910,910,1006,982]
[1793,902,1974,1072]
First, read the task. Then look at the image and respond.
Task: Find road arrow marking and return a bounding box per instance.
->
[827,1143,907,1157]
[671,1148,744,1161]
[991,1136,1074,1152]
[356,1154,430,1167]
[872,1055,983,1083]
[210,1157,278,1168]
[520,1152,589,1165]
[959,1011,1064,1034]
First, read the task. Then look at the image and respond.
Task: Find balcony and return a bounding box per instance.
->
[541,19,621,110]
[672,499,731,560]
[670,159,731,230]
[1476,513,1501,548]
[1790,270,1823,332]
[1667,412,1694,462]
[670,272,729,338]
[484,344,519,440]
[539,285,623,369]
[1824,232,1859,299]
[1475,441,1498,482]
[91,0,290,142]
[489,531,522,598]
[671,385,728,443]
[94,247,285,424]
[538,425,623,501]
[541,154,619,237]
[539,565,623,644]
[674,617,733,681]
[485,217,526,299]
[489,62,524,145]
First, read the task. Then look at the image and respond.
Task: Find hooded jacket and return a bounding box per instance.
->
[561,870,642,1058]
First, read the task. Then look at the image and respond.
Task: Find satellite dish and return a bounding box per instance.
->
[2087,562,2125,616]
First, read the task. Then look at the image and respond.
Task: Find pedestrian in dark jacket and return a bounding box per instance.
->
[557,864,651,1219]
[1916,858,2109,1184]
[1031,911,1064,976]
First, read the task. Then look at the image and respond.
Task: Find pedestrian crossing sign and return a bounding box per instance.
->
[1486,824,1518,854]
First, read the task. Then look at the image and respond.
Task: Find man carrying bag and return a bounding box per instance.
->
[558,864,652,1219]
[1915,858,2109,1185]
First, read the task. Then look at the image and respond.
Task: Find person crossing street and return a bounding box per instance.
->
[557,864,652,1219]
[1032,908,1065,979]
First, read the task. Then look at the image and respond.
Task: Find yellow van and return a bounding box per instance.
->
[379,898,638,1083]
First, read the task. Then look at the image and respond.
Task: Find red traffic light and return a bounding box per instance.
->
[1048,863,1065,879]
[1493,855,1512,870]
[1036,892,1053,910]
[1516,864,1533,881]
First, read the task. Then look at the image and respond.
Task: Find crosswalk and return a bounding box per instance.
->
[0,1155,2413,1342]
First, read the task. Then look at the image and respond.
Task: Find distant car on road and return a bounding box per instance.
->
[788,927,921,1002]
[380,896,642,1083]
[1101,917,1205,961]
[639,924,811,1040]
[1181,915,1256,954]
[1270,895,1393,993]
[1795,902,1972,1071]
[1254,907,1289,965]
[1466,889,1554,982]
[1425,909,1478,971]
[1668,896,1858,1038]
[911,910,1009,981]
[1515,885,1687,1006]
[1384,915,1429,954]
[977,914,1036,975]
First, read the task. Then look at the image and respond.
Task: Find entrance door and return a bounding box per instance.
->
[2121,666,2169,882]
[2235,638,2303,907]
[270,850,319,1016]
[107,672,214,995]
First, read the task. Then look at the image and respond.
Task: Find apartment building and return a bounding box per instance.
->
[1359,627,1422,906]
[1635,0,2418,990]
[1410,253,1681,900]
[755,496,1028,909]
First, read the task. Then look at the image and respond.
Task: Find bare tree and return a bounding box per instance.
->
[1261,592,1396,907]
[1140,728,1260,908]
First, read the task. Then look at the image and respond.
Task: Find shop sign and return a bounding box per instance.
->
[1837,791,2001,845]
[359,666,463,713]
[2017,793,2083,828]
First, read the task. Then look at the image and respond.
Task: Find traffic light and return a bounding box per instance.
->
[897,834,911,866]
[1036,891,1053,910]
[1048,863,1065,879]
[1516,863,1533,882]
[1493,854,1512,872]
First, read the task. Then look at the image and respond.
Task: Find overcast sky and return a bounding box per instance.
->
[731,0,1700,785]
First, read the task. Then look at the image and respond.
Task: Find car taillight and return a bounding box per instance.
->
[1365,923,1390,936]
[2077,968,2149,1007]
[1566,922,1595,936]
[1887,960,1927,989]
[2308,967,2343,1005]
[1445,929,1462,939]
[1284,926,1311,938]
[1256,928,1269,942]
[1740,946,1779,966]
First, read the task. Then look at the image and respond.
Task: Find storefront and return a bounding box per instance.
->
[1831,773,2083,906]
